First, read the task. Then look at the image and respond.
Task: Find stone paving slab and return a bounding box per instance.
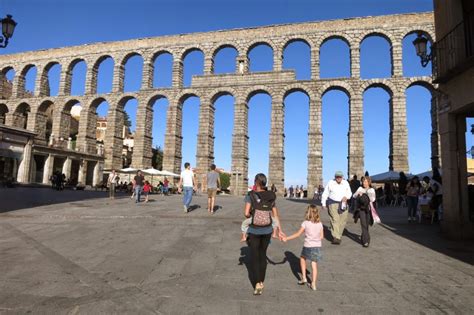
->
[0,188,473,314]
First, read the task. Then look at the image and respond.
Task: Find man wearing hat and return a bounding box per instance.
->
[321,171,352,244]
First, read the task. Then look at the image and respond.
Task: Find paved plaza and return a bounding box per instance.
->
[0,187,473,314]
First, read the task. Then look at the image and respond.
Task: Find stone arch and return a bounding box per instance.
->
[35,99,55,142]
[40,61,62,96]
[180,47,205,87]
[151,50,174,88]
[180,46,206,61]
[282,84,314,100]
[91,55,115,94]
[359,32,394,78]
[212,44,239,58]
[152,49,174,62]
[1,66,15,99]
[178,92,200,106]
[147,93,170,108]
[403,29,435,44]
[18,64,37,97]
[209,87,237,104]
[406,78,435,95]
[0,103,8,124]
[246,41,275,72]
[359,31,394,46]
[13,102,31,129]
[62,98,82,113]
[360,79,396,97]
[212,44,239,74]
[320,81,353,98]
[117,94,138,110]
[66,58,87,96]
[282,37,312,51]
[245,86,273,102]
[319,34,352,49]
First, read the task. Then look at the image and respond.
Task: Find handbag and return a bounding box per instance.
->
[370,202,381,224]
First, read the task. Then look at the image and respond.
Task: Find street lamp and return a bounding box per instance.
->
[413,32,432,67]
[0,14,17,48]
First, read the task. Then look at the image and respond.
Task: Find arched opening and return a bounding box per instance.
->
[123,54,143,92]
[403,32,433,77]
[13,103,30,129]
[283,40,311,80]
[68,101,82,144]
[182,49,204,87]
[96,56,114,94]
[180,95,200,168]
[150,96,169,170]
[121,98,138,167]
[248,43,273,72]
[23,65,37,97]
[320,37,350,78]
[213,46,238,74]
[363,86,391,174]
[322,89,349,183]
[1,67,15,99]
[0,103,8,124]
[70,59,87,96]
[213,93,234,171]
[44,63,61,96]
[406,84,432,174]
[284,90,309,188]
[153,52,173,88]
[36,101,54,142]
[247,91,271,180]
[360,34,392,79]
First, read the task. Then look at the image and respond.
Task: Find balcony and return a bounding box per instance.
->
[433,10,474,83]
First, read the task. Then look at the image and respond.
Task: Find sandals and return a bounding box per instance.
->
[298,279,307,285]
[309,283,317,291]
[253,283,264,295]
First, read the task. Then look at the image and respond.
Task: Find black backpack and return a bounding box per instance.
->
[249,190,275,228]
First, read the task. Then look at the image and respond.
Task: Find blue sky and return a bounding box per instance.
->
[5,0,473,185]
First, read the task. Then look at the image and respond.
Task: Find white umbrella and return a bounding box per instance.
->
[142,168,164,176]
[118,167,139,182]
[160,170,180,177]
[415,169,442,179]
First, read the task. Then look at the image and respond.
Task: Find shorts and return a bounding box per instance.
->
[143,191,149,196]
[207,188,217,198]
[301,247,322,262]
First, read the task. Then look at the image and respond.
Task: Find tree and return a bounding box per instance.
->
[152,146,163,170]
[220,173,230,190]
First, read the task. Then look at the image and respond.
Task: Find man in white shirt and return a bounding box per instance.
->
[321,171,352,244]
[178,162,196,213]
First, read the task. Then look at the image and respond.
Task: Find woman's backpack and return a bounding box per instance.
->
[249,190,275,227]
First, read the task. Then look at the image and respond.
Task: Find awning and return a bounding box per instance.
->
[0,148,22,160]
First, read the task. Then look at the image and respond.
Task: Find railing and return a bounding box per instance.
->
[433,10,474,83]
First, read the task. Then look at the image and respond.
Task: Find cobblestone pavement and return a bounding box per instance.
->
[1,188,473,314]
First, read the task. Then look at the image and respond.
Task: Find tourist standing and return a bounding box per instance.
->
[207,164,221,214]
[244,173,283,295]
[178,162,196,213]
[406,176,422,222]
[133,170,145,203]
[353,176,376,247]
[321,171,352,244]
[107,169,119,199]
[289,185,294,198]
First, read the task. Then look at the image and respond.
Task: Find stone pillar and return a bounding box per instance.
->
[350,46,360,78]
[172,60,183,88]
[35,65,49,97]
[236,55,249,74]
[93,161,102,187]
[12,73,24,98]
[141,61,154,90]
[30,110,48,144]
[51,110,71,147]
[195,100,215,189]
[311,47,320,80]
[389,94,409,172]
[58,67,71,96]
[231,101,249,195]
[268,95,285,195]
[307,98,323,196]
[438,109,473,239]
[104,106,125,170]
[62,157,72,180]
[85,64,98,95]
[274,47,283,72]
[42,154,54,184]
[112,63,125,93]
[132,100,153,169]
[78,160,87,184]
[162,100,183,174]
[348,95,364,178]
[17,139,33,183]
[430,95,441,169]
[203,56,214,75]
[77,108,97,154]
[391,42,403,77]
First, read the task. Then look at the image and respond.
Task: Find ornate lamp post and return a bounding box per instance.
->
[413,32,432,67]
[0,14,17,48]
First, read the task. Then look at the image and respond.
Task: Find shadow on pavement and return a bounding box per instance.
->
[238,246,256,288]
[0,187,110,213]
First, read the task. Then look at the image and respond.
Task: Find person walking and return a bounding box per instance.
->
[178,162,196,213]
[353,176,376,247]
[107,169,119,199]
[406,176,422,222]
[206,164,221,214]
[244,173,283,295]
[283,204,323,291]
[321,171,352,245]
[133,170,145,203]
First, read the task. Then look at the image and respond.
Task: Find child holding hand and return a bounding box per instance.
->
[284,204,323,291]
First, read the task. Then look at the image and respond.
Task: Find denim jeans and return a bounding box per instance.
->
[135,185,142,202]
[183,186,193,208]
